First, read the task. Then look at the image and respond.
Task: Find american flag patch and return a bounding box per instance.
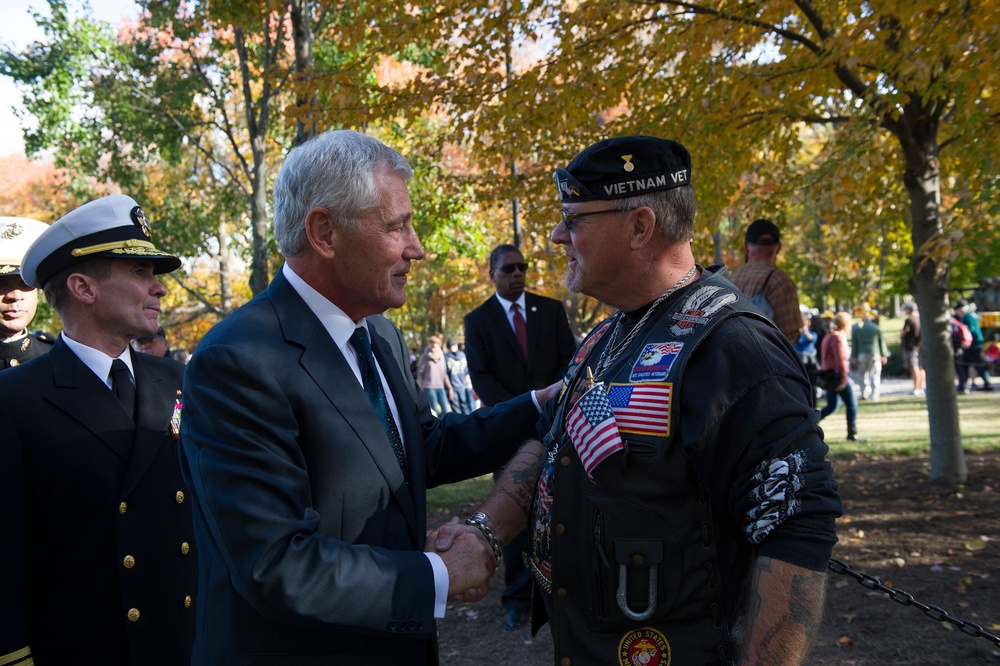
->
[607,382,671,436]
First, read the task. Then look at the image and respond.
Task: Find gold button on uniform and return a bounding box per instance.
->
[123,555,135,569]
[184,595,193,608]
[561,658,571,666]
[175,491,185,503]
[556,588,567,598]
[127,608,140,622]
[180,542,190,555]
[9,359,18,367]
[555,523,566,534]
[119,502,127,514]
[560,455,572,467]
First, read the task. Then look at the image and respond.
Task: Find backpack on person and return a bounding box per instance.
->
[749,270,776,320]
[951,317,973,350]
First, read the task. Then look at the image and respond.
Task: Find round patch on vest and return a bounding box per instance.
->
[618,627,671,666]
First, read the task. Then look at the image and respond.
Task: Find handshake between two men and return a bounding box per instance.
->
[424,380,559,603]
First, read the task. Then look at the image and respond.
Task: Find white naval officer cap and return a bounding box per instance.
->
[0,217,49,277]
[20,194,181,289]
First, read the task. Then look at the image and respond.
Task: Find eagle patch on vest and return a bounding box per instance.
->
[629,342,683,382]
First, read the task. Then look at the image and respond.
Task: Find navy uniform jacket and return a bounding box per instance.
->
[179,269,543,665]
[0,338,196,665]
[0,331,55,370]
[464,292,577,406]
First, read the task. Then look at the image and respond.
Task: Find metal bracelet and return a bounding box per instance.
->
[465,513,503,564]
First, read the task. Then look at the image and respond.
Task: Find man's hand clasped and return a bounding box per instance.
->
[425,516,497,602]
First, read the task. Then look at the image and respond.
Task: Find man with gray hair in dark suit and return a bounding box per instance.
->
[179,129,560,665]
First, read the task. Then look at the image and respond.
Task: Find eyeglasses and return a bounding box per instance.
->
[497,262,529,274]
[560,207,632,231]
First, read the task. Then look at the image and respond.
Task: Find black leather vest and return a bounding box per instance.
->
[532,267,768,666]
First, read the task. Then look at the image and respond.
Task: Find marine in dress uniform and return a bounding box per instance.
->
[0,195,196,666]
[451,136,841,666]
[0,217,53,370]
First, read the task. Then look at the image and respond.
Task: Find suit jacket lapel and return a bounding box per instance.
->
[369,326,424,541]
[269,272,418,537]
[45,339,133,462]
[524,292,541,358]
[120,350,177,498]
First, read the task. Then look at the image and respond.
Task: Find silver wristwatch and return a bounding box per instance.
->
[465,512,503,564]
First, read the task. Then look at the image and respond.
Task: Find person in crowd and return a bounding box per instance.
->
[0,195,196,665]
[133,325,176,359]
[437,135,841,664]
[900,302,924,396]
[463,243,577,630]
[732,218,802,343]
[178,129,560,665]
[0,217,54,369]
[851,306,889,401]
[955,299,993,393]
[794,311,820,405]
[820,312,867,441]
[444,338,474,414]
[417,334,453,415]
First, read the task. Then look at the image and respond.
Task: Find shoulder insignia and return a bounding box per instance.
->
[572,317,613,365]
[669,285,737,336]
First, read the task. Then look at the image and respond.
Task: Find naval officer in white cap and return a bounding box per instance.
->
[0,195,197,666]
[0,217,53,369]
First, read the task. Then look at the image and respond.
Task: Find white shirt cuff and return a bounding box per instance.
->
[425,552,449,618]
[530,389,543,412]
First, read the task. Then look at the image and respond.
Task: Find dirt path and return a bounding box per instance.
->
[433,451,1000,665]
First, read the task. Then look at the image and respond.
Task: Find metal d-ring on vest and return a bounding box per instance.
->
[617,562,658,621]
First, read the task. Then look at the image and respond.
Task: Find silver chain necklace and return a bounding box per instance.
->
[592,264,699,381]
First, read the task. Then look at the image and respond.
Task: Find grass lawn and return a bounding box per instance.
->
[429,390,999,510]
[826,390,1000,456]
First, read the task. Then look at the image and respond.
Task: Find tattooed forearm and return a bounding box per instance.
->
[738,556,827,666]
[479,439,545,544]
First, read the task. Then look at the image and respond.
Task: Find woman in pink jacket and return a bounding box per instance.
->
[819,312,866,441]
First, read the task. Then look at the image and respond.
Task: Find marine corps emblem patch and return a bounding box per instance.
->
[618,627,670,666]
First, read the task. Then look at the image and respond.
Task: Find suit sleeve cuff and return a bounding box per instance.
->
[424,551,449,618]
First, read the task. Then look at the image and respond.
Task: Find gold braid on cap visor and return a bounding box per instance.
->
[70,239,159,257]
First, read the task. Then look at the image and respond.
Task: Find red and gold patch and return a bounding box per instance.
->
[618,627,670,666]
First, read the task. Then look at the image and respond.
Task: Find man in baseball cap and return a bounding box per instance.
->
[0,216,54,369]
[732,217,802,343]
[0,194,196,665]
[447,135,840,665]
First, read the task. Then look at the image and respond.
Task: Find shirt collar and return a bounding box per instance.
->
[61,332,133,388]
[282,263,369,352]
[495,291,527,314]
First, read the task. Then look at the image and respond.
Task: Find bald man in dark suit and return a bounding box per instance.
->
[463,244,577,628]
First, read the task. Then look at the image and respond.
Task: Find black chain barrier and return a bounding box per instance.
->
[828,557,1000,649]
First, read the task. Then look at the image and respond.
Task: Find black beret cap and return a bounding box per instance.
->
[553,135,692,202]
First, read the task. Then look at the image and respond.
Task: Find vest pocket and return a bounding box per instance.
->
[584,497,682,631]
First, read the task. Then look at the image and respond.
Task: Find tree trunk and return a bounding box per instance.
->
[217,220,233,314]
[290,0,316,146]
[896,119,966,488]
[249,132,270,295]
